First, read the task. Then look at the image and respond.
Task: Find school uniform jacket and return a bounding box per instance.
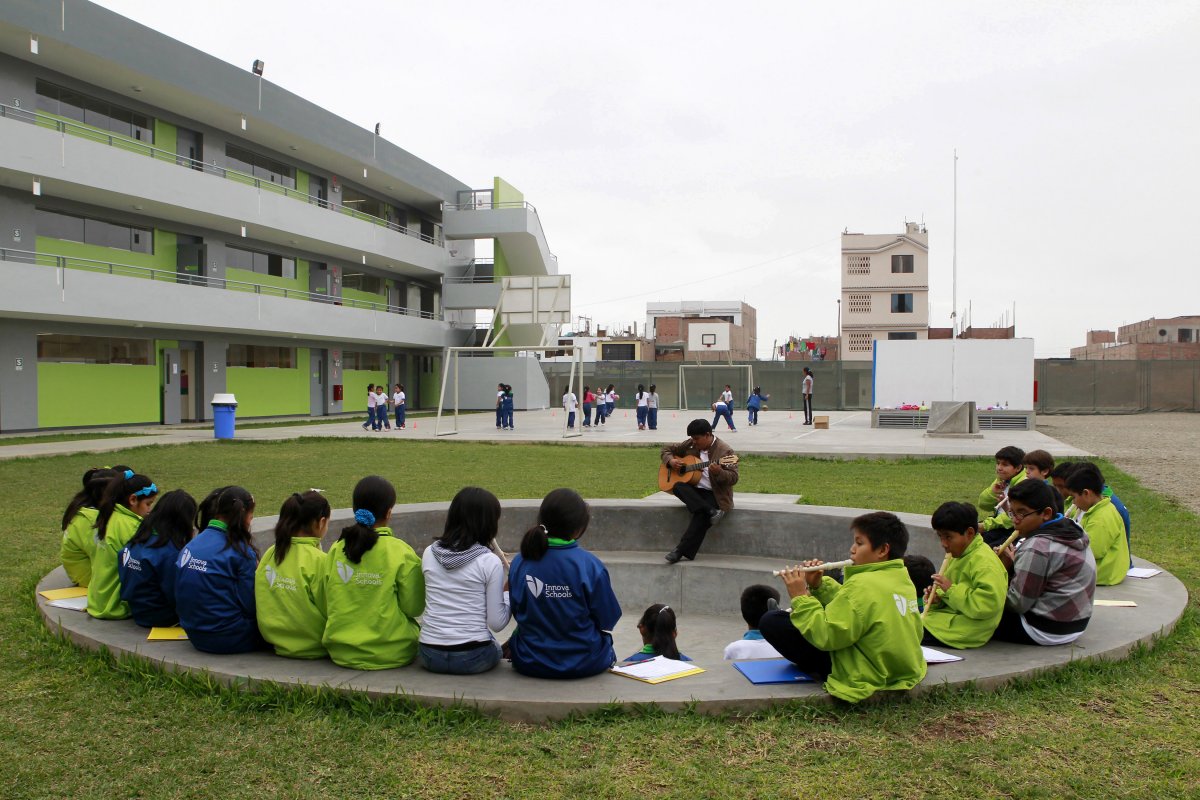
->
[87,504,143,619]
[118,534,184,627]
[508,541,621,679]
[255,538,329,659]
[61,507,98,587]
[1079,497,1129,586]
[321,529,424,670]
[659,437,740,511]
[980,469,1027,531]
[175,525,261,654]
[922,534,1008,649]
[787,559,926,703]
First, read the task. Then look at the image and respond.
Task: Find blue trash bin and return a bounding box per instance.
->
[211,393,238,440]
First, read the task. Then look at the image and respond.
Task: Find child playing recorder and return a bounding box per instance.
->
[922,502,1008,649]
[759,512,925,703]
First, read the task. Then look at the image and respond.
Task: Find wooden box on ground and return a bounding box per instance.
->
[813,416,830,429]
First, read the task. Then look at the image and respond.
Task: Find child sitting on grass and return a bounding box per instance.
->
[623,603,691,663]
[978,446,1027,547]
[760,512,925,703]
[1066,463,1129,585]
[922,502,1008,649]
[992,480,1095,646]
[723,584,783,660]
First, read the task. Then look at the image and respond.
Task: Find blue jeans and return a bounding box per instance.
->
[595,405,606,425]
[395,404,406,427]
[418,641,501,675]
[713,406,735,430]
[636,406,647,427]
[582,403,592,425]
[648,407,658,430]
[748,408,759,425]
[567,411,576,428]
[371,406,382,431]
[496,406,503,428]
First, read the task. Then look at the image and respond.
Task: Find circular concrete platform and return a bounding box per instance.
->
[36,499,1189,722]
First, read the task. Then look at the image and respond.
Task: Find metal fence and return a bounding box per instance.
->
[540,360,1200,413]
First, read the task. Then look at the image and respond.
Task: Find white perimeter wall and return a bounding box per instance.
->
[873,339,1035,409]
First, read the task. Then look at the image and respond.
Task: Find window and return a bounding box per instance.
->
[226,245,295,279]
[36,209,153,254]
[35,80,153,142]
[847,294,871,314]
[601,343,636,361]
[1179,329,1194,343]
[225,144,295,188]
[848,332,872,352]
[891,254,914,273]
[342,272,384,294]
[341,187,388,220]
[343,352,384,371]
[846,255,871,275]
[888,332,918,340]
[891,293,914,313]
[37,334,152,365]
[226,345,294,368]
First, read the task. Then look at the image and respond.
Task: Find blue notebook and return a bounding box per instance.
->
[732,659,814,685]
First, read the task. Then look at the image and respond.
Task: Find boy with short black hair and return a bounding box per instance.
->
[723,584,784,660]
[923,501,1008,649]
[977,446,1027,547]
[759,511,925,703]
[1066,463,1129,585]
[903,555,935,610]
[992,480,1095,646]
[1022,450,1054,481]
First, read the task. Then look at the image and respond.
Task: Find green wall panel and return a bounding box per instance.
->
[153,120,177,160]
[419,357,442,408]
[343,370,389,411]
[225,261,309,294]
[493,177,524,206]
[341,287,387,308]
[226,349,310,418]
[38,362,160,427]
[37,230,177,276]
[296,169,310,196]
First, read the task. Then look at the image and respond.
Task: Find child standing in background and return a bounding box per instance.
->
[175,486,263,654]
[255,491,332,659]
[746,388,763,426]
[323,476,425,669]
[563,387,578,429]
[119,489,197,627]
[635,385,649,430]
[393,383,407,429]
[88,471,158,620]
[582,385,594,427]
[647,384,660,430]
[623,604,690,662]
[363,383,377,431]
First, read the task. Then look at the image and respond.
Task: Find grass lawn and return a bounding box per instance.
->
[2,439,1196,799]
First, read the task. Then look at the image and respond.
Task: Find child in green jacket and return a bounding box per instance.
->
[978,446,1027,547]
[1066,464,1129,586]
[87,470,159,620]
[59,467,122,586]
[760,512,926,703]
[256,490,332,659]
[322,476,425,670]
[923,502,1008,649]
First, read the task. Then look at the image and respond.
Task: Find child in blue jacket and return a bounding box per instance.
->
[623,603,691,663]
[119,489,197,627]
[508,488,621,678]
[175,486,263,654]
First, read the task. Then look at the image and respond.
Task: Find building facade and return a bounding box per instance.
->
[1069,316,1200,360]
[839,222,929,361]
[0,1,556,430]
[646,301,757,362]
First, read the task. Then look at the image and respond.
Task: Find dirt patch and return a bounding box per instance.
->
[1038,414,1200,514]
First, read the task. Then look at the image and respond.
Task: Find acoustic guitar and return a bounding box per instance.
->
[658,454,739,493]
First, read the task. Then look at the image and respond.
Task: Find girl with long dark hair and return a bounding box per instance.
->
[255,490,331,659]
[118,488,197,627]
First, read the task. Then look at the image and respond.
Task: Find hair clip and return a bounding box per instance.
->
[354,508,376,526]
[124,469,135,479]
[134,483,157,497]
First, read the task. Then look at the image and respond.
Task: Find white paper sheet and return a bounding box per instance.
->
[611,656,701,681]
[1126,567,1161,579]
[922,646,964,664]
[47,596,88,611]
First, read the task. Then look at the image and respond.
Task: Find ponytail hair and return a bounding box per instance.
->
[339,475,396,564]
[638,603,680,660]
[520,488,589,561]
[274,490,331,565]
[637,384,645,400]
[129,489,197,550]
[61,467,118,530]
[96,471,157,541]
[211,486,257,558]
[197,485,234,532]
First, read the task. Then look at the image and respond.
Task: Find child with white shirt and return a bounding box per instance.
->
[724,584,784,660]
[562,388,578,429]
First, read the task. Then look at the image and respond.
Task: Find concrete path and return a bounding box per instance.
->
[0,409,1090,461]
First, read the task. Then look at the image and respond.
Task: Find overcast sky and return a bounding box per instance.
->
[94,0,1200,357]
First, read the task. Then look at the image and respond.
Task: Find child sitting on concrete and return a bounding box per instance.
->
[723,584,783,660]
[623,603,691,662]
[922,501,1008,649]
[1066,463,1130,585]
[978,446,1027,547]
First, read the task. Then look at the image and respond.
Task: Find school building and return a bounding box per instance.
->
[0,1,559,431]
[839,222,930,360]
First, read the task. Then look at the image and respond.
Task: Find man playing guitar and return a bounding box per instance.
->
[660,419,739,563]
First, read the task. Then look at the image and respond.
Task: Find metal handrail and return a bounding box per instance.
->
[442,193,559,263]
[0,247,441,320]
[0,102,444,246]
[444,275,498,285]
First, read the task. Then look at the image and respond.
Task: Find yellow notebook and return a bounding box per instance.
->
[147,627,189,641]
[38,586,88,601]
[610,656,706,684]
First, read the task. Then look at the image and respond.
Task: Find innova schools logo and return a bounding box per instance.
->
[526,575,573,599]
[525,575,544,598]
[264,564,277,588]
[893,594,914,616]
[336,561,355,584]
[179,550,192,568]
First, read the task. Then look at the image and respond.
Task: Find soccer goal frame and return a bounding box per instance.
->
[678,363,754,411]
[435,345,585,439]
